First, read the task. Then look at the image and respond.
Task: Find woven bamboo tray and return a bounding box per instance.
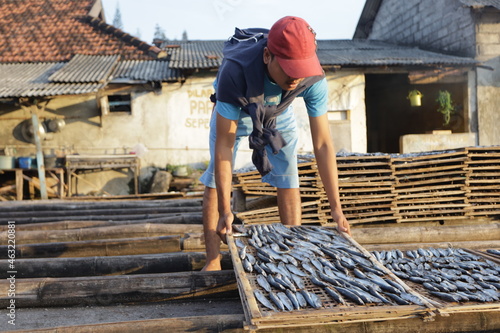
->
[227,225,436,331]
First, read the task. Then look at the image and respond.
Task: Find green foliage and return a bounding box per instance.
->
[436,90,454,126]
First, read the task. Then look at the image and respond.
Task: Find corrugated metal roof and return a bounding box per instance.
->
[0,62,103,98]
[112,60,183,81]
[316,40,479,67]
[163,39,478,69]
[167,41,224,69]
[459,0,500,10]
[49,54,120,83]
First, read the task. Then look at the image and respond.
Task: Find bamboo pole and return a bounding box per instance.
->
[181,233,229,252]
[351,223,500,244]
[0,235,182,258]
[0,252,232,278]
[7,314,245,333]
[0,212,203,225]
[8,311,500,333]
[0,198,203,213]
[0,270,238,308]
[363,240,500,251]
[0,223,204,245]
[0,205,203,219]
[0,215,203,231]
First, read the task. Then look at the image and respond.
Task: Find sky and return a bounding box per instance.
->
[100,0,366,43]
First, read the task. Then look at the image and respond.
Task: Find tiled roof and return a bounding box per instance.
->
[0,0,161,63]
[161,39,478,70]
[165,41,224,69]
[0,62,104,98]
[112,60,184,82]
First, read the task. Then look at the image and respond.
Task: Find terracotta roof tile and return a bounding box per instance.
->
[0,0,159,63]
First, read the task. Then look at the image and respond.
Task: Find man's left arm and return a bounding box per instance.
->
[309,114,351,235]
[303,78,351,235]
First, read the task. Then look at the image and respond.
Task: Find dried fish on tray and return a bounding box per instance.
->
[371,246,500,315]
[227,224,435,331]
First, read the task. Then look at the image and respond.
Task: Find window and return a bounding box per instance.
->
[107,94,132,114]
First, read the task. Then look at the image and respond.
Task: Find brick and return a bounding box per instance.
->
[478,44,500,56]
[476,33,500,44]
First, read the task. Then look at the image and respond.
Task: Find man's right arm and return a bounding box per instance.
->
[214,112,238,242]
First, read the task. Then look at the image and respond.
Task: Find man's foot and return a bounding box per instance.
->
[201,261,222,271]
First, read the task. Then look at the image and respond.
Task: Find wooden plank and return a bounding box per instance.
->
[397,190,466,200]
[227,233,261,325]
[0,184,16,193]
[395,196,466,205]
[394,170,466,182]
[395,176,466,187]
[16,169,23,200]
[396,216,469,223]
[391,151,466,162]
[393,184,465,194]
[394,203,469,211]
[393,164,465,176]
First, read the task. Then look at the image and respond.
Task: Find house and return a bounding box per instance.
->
[164,38,478,156]
[0,0,182,196]
[0,0,483,197]
[354,0,500,149]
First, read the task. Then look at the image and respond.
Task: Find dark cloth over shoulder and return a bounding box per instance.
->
[215,28,324,176]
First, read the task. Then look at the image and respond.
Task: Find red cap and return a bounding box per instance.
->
[267,16,323,78]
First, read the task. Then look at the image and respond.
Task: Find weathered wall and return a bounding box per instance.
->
[293,71,366,154]
[475,9,500,146]
[368,0,476,57]
[0,71,367,195]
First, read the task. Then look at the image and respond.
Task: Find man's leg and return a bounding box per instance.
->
[277,187,301,226]
[201,186,222,271]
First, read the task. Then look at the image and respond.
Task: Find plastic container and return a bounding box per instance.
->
[0,156,14,169]
[18,157,32,169]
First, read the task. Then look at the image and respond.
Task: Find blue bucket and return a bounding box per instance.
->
[18,157,32,169]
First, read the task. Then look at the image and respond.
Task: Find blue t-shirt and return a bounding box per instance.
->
[214,75,328,120]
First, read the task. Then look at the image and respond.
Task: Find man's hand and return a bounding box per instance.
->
[331,208,351,236]
[216,211,234,244]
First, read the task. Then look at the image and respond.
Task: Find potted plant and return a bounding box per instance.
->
[436,90,454,126]
[407,89,423,106]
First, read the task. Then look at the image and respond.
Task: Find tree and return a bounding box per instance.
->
[112,3,124,30]
[153,24,167,41]
[182,30,188,41]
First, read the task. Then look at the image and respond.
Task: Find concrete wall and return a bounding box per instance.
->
[475,9,500,146]
[368,0,476,57]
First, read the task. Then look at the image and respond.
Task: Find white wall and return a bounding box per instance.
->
[292,71,367,155]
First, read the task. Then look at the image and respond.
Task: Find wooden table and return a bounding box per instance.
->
[65,154,140,197]
[0,168,65,200]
